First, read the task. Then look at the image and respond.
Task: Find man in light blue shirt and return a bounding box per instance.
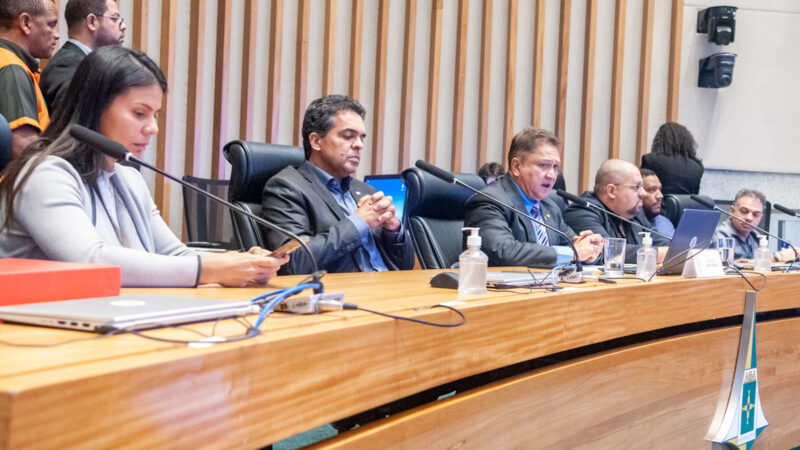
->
[464,128,604,268]
[262,95,415,274]
[640,168,675,239]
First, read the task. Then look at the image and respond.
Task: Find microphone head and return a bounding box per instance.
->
[773,203,798,217]
[69,124,130,160]
[556,189,583,204]
[689,194,715,209]
[415,159,455,184]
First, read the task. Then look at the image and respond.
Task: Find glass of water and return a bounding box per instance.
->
[717,237,735,266]
[604,238,626,277]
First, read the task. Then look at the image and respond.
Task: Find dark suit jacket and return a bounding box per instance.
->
[40,41,86,113]
[463,175,577,268]
[262,160,415,275]
[563,191,671,263]
[640,152,704,196]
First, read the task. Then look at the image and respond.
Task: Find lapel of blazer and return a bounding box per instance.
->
[500,176,536,242]
[297,161,347,220]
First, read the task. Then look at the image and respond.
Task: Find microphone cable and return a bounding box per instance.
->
[341,303,466,328]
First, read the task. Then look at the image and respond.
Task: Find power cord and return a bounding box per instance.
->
[342,303,466,328]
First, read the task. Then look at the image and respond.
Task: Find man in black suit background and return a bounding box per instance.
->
[261,95,415,275]
[463,128,603,267]
[40,0,125,113]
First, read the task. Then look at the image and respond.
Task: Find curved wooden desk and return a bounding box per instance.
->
[1,270,799,448]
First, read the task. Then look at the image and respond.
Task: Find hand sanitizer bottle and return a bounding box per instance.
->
[636,231,658,280]
[459,227,488,294]
[754,235,772,273]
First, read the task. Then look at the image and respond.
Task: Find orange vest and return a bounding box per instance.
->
[0,47,50,132]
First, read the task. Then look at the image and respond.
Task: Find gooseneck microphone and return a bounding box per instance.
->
[690,194,799,264]
[414,160,585,274]
[555,189,672,242]
[773,203,799,218]
[69,124,323,287]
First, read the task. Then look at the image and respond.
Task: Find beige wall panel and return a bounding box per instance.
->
[355,0,379,177]
[539,0,561,140]
[458,0,484,173]
[561,0,586,191]
[587,1,617,187]
[512,0,534,140]
[646,0,672,152]
[618,0,643,163]
[278,0,298,147]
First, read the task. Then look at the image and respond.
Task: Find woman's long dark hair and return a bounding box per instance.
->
[650,122,701,162]
[1,47,166,230]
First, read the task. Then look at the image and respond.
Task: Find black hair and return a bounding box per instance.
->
[64,0,108,30]
[650,122,701,162]
[301,95,365,159]
[0,0,47,29]
[1,46,166,230]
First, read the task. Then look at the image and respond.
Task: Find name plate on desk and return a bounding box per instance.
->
[682,249,725,278]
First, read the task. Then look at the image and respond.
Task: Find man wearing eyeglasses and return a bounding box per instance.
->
[40,0,126,113]
[564,159,671,263]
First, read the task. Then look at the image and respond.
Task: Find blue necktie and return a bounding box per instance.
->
[530,203,550,246]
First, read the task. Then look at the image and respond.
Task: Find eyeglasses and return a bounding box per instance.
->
[96,14,125,26]
[613,183,644,192]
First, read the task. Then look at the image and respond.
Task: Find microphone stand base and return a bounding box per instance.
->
[558,266,584,284]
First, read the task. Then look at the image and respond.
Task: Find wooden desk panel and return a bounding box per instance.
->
[1,271,799,448]
[321,317,800,449]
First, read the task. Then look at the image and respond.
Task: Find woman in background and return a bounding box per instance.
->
[641,122,704,196]
[0,47,287,287]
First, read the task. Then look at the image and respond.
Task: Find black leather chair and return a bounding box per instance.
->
[0,113,11,172]
[181,175,238,250]
[661,194,715,227]
[402,167,485,269]
[223,140,304,249]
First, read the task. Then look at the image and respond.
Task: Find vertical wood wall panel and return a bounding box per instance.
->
[322,0,337,95]
[211,0,232,178]
[132,0,148,51]
[608,0,626,160]
[555,0,571,164]
[450,0,469,172]
[531,0,546,128]
[424,0,443,163]
[502,0,518,163]
[349,0,364,99]
[184,0,206,177]
[667,0,684,122]
[477,0,493,171]
[371,0,390,174]
[239,0,258,141]
[293,0,311,147]
[154,0,177,221]
[636,0,655,165]
[398,0,418,171]
[132,0,690,235]
[266,0,284,143]
[578,0,597,192]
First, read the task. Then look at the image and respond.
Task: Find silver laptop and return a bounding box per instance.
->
[0,295,259,332]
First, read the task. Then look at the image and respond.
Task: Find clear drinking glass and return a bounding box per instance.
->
[717,237,735,266]
[604,238,626,277]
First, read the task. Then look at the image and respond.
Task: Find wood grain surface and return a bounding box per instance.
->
[1,270,799,448]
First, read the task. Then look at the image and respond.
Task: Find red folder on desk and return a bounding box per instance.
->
[0,259,120,306]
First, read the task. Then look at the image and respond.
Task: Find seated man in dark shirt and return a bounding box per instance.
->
[261,95,414,275]
[463,127,603,267]
[563,159,671,263]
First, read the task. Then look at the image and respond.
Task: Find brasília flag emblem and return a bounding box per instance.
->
[707,291,768,448]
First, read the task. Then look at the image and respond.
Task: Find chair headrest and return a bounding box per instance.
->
[224,140,304,203]
[661,194,715,225]
[0,114,11,172]
[402,167,485,219]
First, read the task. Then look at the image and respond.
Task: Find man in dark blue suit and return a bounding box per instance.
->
[40,0,126,113]
[464,128,603,267]
[262,95,415,275]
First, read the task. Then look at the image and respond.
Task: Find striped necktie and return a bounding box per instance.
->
[530,203,550,246]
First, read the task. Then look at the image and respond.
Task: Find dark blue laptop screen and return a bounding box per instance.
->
[364,175,407,222]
